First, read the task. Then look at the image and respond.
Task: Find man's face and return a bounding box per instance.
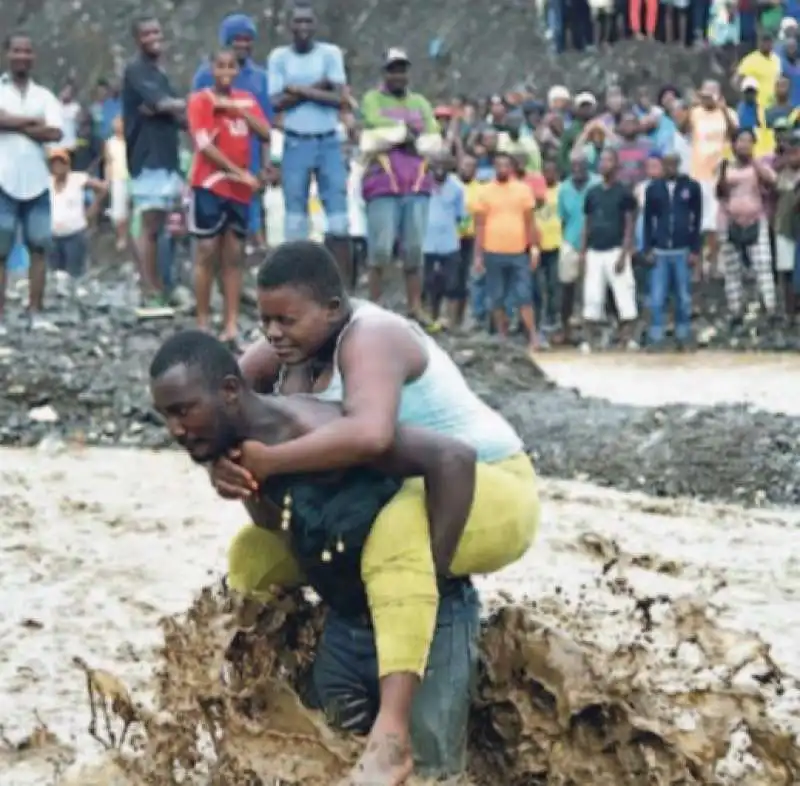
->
[431,159,448,181]
[645,157,663,180]
[743,87,757,105]
[384,63,409,93]
[576,101,594,121]
[543,160,558,185]
[494,154,512,181]
[290,8,315,45]
[598,150,616,177]
[213,51,239,89]
[137,19,164,57]
[776,76,790,102]
[759,36,773,55]
[231,34,253,63]
[618,113,638,139]
[151,365,242,464]
[489,97,506,122]
[662,154,679,179]
[606,90,623,114]
[459,156,476,181]
[637,88,651,109]
[786,36,798,58]
[6,36,34,77]
[570,158,588,182]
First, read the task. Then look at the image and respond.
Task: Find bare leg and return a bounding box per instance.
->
[28,250,47,312]
[136,210,166,300]
[368,267,383,303]
[405,269,424,317]
[193,237,217,332]
[219,229,243,342]
[340,673,415,786]
[519,303,541,351]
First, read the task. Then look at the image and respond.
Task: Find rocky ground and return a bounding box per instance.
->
[1,255,799,507]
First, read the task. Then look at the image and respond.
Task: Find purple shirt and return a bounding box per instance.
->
[614,138,653,188]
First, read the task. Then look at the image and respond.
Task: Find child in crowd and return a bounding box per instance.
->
[534,159,562,337]
[104,116,129,251]
[48,149,107,278]
[422,154,467,326]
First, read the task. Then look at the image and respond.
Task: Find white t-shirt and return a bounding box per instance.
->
[50,172,88,237]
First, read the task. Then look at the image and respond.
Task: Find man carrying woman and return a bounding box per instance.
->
[209,240,541,785]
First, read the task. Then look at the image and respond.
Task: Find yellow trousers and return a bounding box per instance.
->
[228,452,539,678]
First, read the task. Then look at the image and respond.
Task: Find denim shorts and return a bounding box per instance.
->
[130,168,183,213]
[309,580,480,779]
[188,187,248,239]
[49,230,88,278]
[484,251,532,310]
[0,188,52,258]
[366,194,430,272]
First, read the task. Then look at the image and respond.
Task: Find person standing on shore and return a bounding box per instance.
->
[122,16,185,311]
[267,1,352,284]
[0,32,63,336]
[193,13,272,253]
[187,49,271,348]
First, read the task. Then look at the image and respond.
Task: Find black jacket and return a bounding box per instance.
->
[643,176,703,253]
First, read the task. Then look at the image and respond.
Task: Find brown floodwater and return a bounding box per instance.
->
[1,355,799,785]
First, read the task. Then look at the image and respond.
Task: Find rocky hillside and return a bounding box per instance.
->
[11,0,737,98]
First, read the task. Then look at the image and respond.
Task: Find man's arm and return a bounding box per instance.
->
[288,45,346,109]
[18,90,63,143]
[268,49,302,113]
[126,63,185,117]
[188,92,252,183]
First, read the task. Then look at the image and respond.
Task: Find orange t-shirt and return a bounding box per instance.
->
[473,179,535,254]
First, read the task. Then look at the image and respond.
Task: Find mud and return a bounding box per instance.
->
[3,449,800,786]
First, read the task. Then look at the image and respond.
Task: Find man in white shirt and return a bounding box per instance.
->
[0,32,62,335]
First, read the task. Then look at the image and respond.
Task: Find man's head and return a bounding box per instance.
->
[383,47,410,95]
[759,31,774,56]
[543,158,559,186]
[605,86,624,114]
[547,85,570,114]
[741,76,759,104]
[786,35,799,59]
[662,151,680,179]
[574,92,597,121]
[494,151,514,182]
[4,33,34,79]
[617,110,639,140]
[459,153,476,182]
[94,78,109,102]
[488,94,506,124]
[212,49,239,89]
[430,152,452,183]
[256,241,348,365]
[289,2,315,49]
[658,86,678,112]
[698,80,720,110]
[149,331,248,464]
[219,13,257,63]
[636,86,652,110]
[570,154,589,184]
[132,16,163,59]
[598,147,618,179]
[732,127,755,159]
[645,153,663,180]
[670,99,688,127]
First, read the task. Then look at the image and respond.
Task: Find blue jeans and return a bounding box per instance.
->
[311,581,480,779]
[484,252,532,311]
[366,194,429,272]
[0,188,51,258]
[648,249,692,343]
[282,131,348,240]
[49,231,88,278]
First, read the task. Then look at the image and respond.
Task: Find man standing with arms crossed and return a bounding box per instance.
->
[187,50,271,349]
[267,1,351,285]
[0,32,62,335]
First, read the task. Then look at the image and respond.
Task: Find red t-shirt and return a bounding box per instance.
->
[187,88,267,204]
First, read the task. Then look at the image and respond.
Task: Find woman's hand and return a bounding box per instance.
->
[209,448,258,499]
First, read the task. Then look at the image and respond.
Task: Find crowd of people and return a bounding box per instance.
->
[2,3,800,350]
[4,2,800,784]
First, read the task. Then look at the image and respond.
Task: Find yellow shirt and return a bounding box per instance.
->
[536,184,561,252]
[752,106,775,159]
[461,179,483,237]
[737,51,781,107]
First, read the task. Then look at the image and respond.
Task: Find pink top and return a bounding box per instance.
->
[719,161,773,230]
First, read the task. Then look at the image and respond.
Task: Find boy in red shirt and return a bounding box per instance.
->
[187,49,271,347]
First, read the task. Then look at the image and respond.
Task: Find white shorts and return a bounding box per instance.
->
[582,247,638,322]
[700,180,719,233]
[559,242,581,284]
[775,234,796,273]
[109,179,129,223]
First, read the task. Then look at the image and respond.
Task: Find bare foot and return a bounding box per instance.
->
[339,732,413,786]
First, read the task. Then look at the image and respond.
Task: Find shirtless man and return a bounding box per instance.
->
[149,329,480,784]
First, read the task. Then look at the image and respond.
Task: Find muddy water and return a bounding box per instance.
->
[537,352,800,414]
[1,356,800,784]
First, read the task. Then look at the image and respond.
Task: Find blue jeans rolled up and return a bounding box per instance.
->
[648,248,692,343]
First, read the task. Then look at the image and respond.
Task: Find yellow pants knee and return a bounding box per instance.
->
[362,453,540,678]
